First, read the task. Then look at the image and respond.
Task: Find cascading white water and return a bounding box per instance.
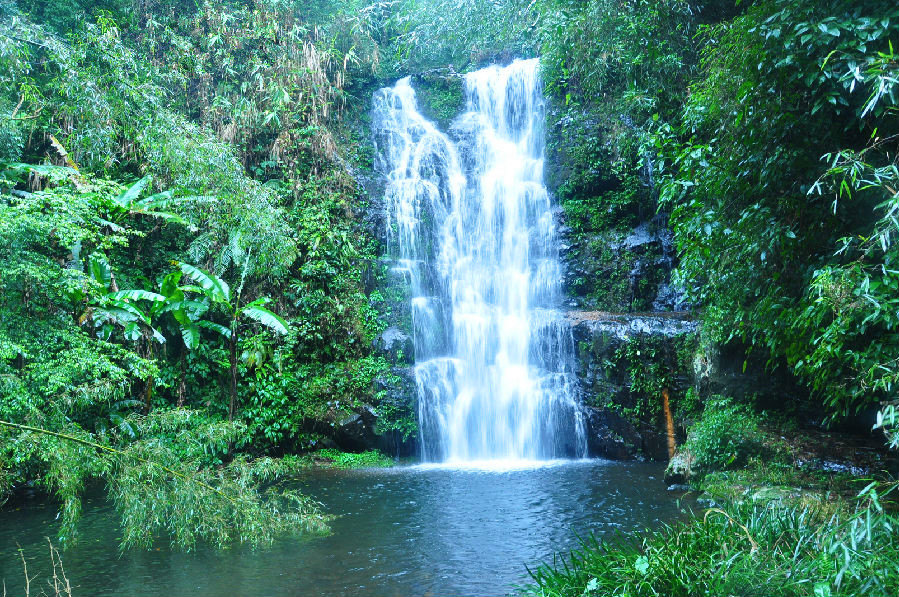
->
[373,59,586,462]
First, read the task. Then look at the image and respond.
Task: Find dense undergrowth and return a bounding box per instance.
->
[0,0,406,548]
[2,1,899,584]
[525,487,899,597]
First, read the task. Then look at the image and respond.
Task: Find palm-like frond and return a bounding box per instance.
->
[179,263,231,304]
[241,303,288,335]
[196,320,233,339]
[114,176,152,208]
[108,289,167,303]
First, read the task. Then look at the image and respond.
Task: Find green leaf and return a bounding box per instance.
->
[179,263,231,304]
[88,253,112,289]
[635,555,649,575]
[181,323,200,350]
[241,305,288,335]
[196,320,232,339]
[150,327,166,344]
[108,290,167,303]
[165,300,209,320]
[124,321,141,341]
[160,272,183,298]
[115,175,151,208]
[96,302,149,326]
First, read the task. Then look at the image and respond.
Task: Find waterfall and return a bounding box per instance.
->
[373,59,586,462]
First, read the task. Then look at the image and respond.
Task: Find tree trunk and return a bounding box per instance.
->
[176,351,186,407]
[144,339,155,413]
[229,332,238,422]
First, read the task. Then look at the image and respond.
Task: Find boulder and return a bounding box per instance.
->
[664,450,695,485]
[377,326,414,361]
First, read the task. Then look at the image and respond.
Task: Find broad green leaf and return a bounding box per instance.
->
[164,300,209,320]
[115,175,151,208]
[179,263,230,303]
[241,305,288,334]
[124,321,141,341]
[181,323,200,350]
[134,189,175,209]
[108,289,167,303]
[150,327,166,344]
[96,303,148,326]
[160,272,184,298]
[88,253,112,289]
[196,320,232,339]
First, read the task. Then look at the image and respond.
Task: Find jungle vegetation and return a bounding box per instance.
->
[1,3,898,591]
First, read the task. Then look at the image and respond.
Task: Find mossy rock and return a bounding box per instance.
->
[410,70,466,129]
[664,449,695,485]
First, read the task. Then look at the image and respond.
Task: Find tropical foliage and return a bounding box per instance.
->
[0,0,401,547]
[2,0,898,573]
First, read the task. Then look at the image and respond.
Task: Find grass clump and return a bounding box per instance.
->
[525,483,899,597]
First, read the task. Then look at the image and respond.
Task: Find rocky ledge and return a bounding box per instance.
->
[570,311,699,461]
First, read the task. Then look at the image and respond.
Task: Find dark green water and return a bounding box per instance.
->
[0,460,686,596]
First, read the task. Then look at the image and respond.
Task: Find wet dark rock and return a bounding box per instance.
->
[334,381,418,458]
[697,340,807,408]
[796,458,870,477]
[560,218,686,313]
[569,312,698,460]
[334,405,380,452]
[583,406,641,459]
[666,483,691,492]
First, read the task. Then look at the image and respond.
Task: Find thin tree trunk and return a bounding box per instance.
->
[177,351,186,407]
[229,332,238,422]
[144,340,155,413]
[661,387,676,459]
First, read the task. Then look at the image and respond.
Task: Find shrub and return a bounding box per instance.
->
[525,485,899,597]
[308,448,393,469]
[683,397,762,477]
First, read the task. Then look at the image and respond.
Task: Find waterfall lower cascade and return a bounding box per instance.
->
[373,59,586,462]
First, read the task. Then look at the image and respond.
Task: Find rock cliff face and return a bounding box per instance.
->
[541,95,704,460]
[570,312,699,460]
[560,216,686,313]
[354,69,799,461]
[354,70,705,460]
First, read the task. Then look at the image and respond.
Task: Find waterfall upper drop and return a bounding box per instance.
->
[373,59,586,462]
